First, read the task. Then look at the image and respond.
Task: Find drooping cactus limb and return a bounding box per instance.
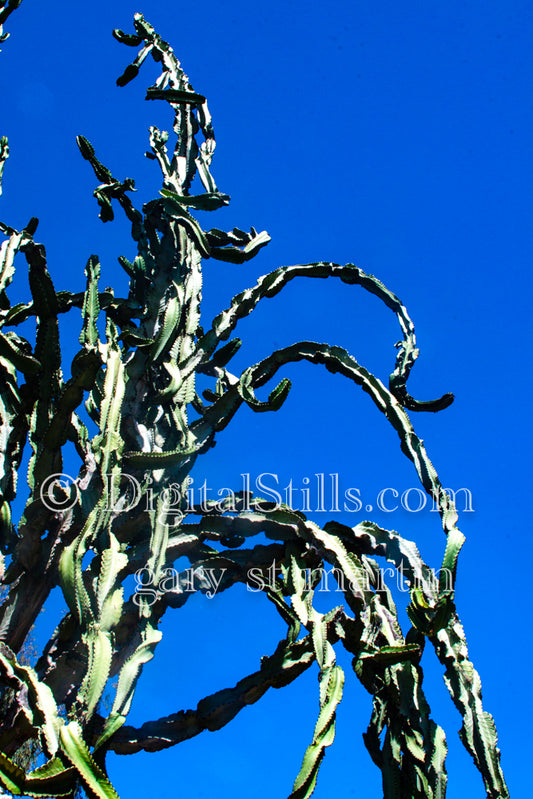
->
[327,519,508,798]
[104,634,318,755]
[188,261,453,413]
[188,340,459,536]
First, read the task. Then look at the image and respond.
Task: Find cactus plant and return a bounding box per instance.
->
[0,4,509,798]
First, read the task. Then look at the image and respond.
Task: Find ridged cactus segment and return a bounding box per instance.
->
[0,644,61,758]
[433,620,509,799]
[59,723,120,799]
[21,757,78,798]
[285,551,345,799]
[110,623,162,719]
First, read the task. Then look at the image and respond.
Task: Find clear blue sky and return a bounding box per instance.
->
[1,1,531,797]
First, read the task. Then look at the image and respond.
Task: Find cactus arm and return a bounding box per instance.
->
[204,225,272,263]
[57,319,128,728]
[76,136,144,241]
[93,537,327,762]
[90,320,125,475]
[159,186,230,211]
[283,550,345,799]
[190,341,458,537]
[75,538,128,726]
[2,289,140,328]
[21,240,63,491]
[16,757,78,798]
[0,752,25,796]
[0,353,26,550]
[0,330,40,373]
[0,750,84,798]
[0,228,23,301]
[0,643,62,757]
[0,257,106,649]
[431,619,509,799]
[114,13,217,195]
[184,262,452,413]
[353,595,447,799]
[149,289,183,362]
[247,342,459,533]
[35,542,291,714]
[79,255,101,348]
[158,192,211,257]
[329,519,442,599]
[105,633,317,754]
[0,234,77,650]
[0,515,75,652]
[238,368,292,413]
[326,519,507,798]
[59,722,119,799]
[36,253,105,460]
[122,444,199,468]
[329,539,448,799]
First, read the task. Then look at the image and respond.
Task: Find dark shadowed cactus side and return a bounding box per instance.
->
[0,4,509,798]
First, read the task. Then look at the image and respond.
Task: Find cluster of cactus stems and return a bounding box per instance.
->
[0,5,509,798]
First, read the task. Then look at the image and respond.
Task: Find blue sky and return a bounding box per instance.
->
[1,1,531,797]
